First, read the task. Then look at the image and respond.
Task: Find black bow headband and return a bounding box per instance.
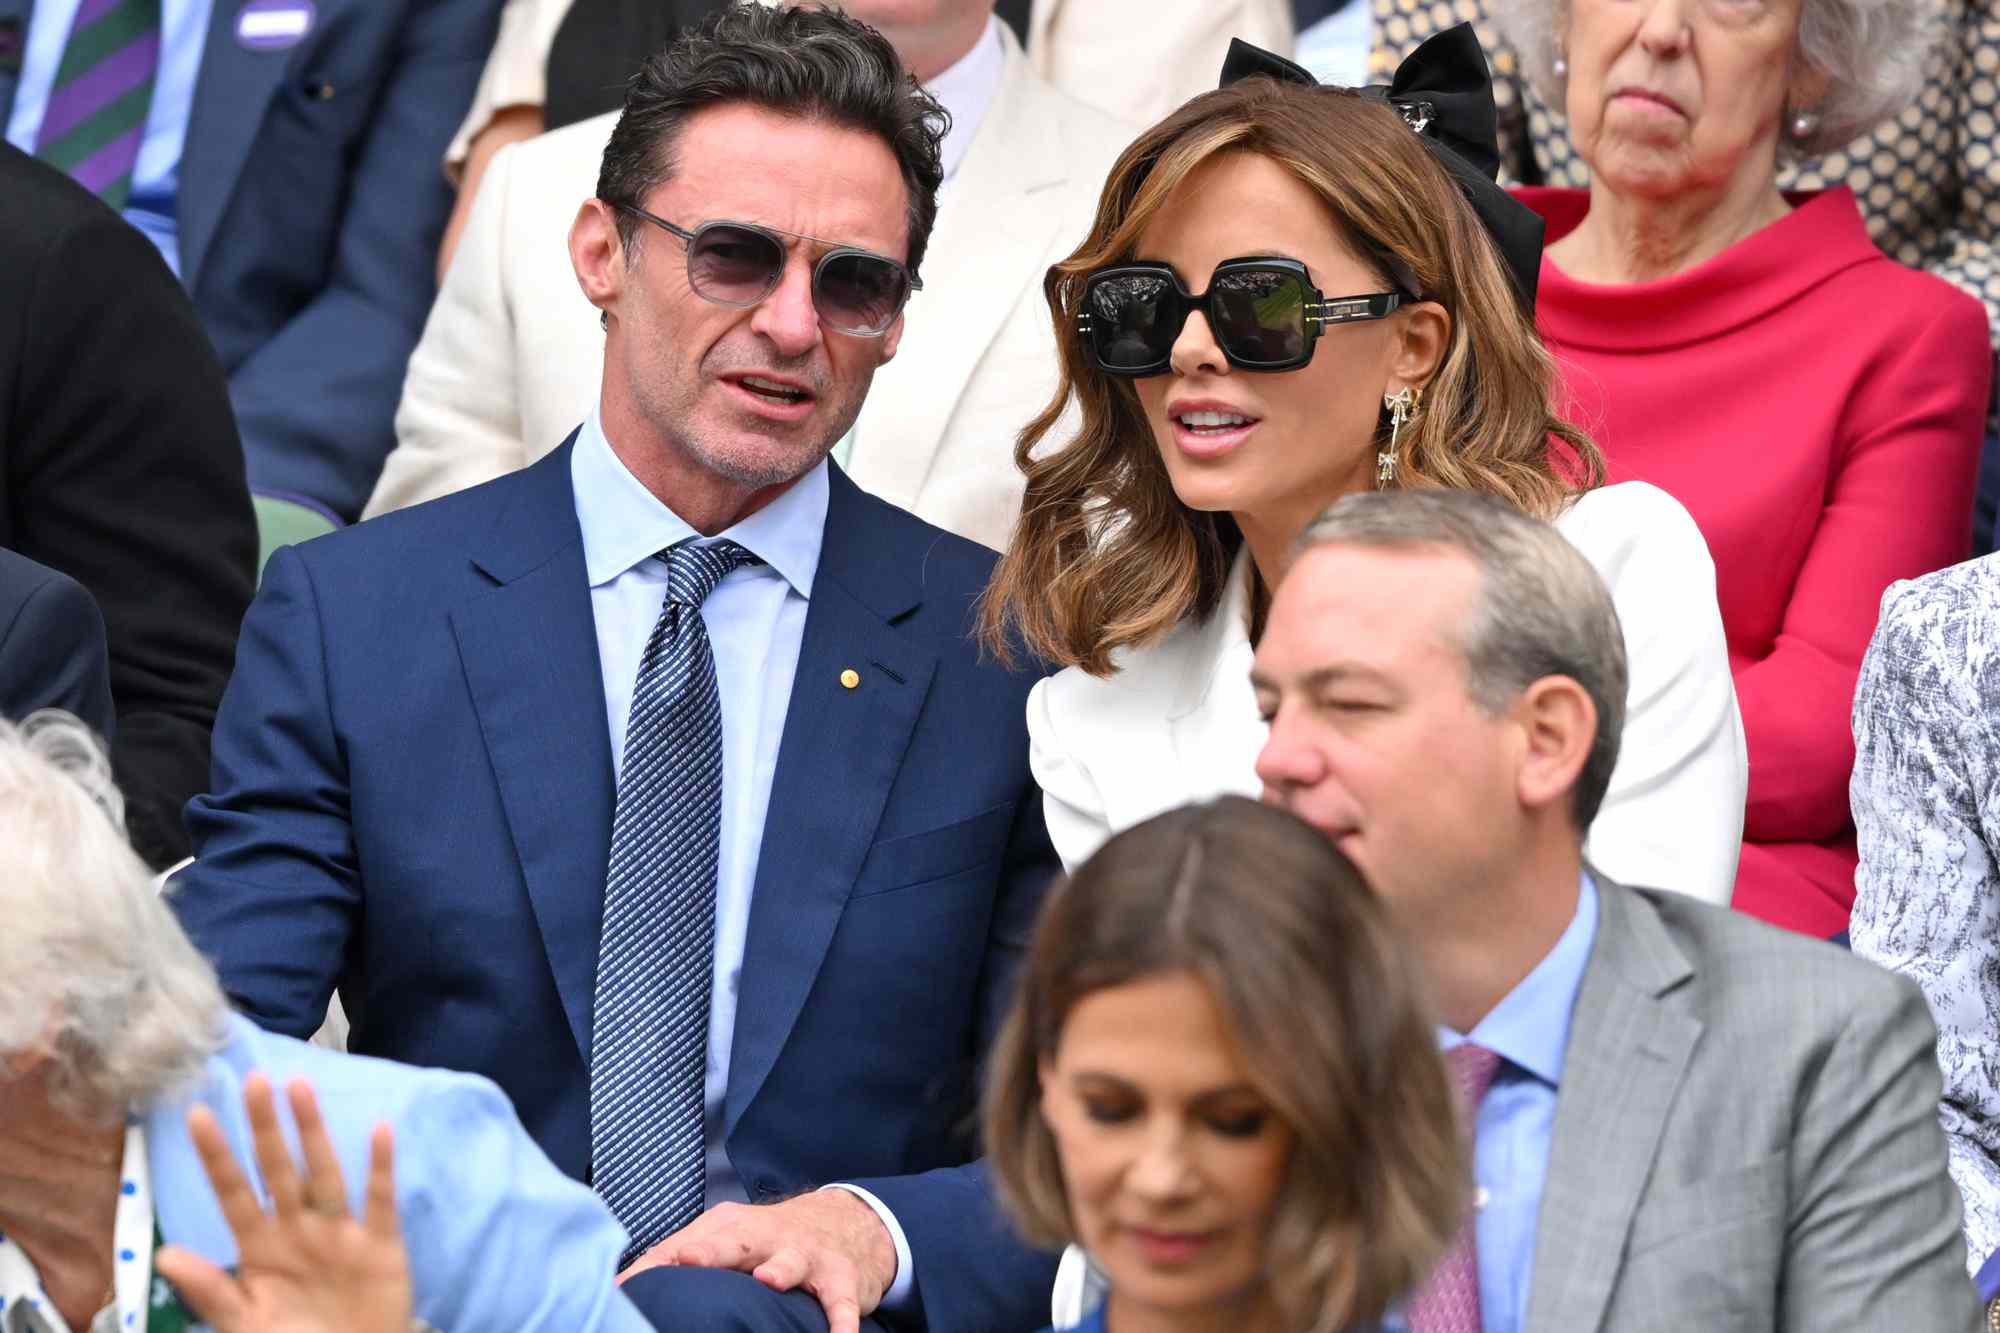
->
[1218,23,1543,313]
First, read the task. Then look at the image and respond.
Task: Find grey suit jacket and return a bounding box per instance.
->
[1534,876,1979,1330]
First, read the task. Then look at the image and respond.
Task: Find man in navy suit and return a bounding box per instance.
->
[171,6,1060,1330]
[0,0,504,519]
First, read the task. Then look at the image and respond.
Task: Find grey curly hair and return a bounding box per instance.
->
[0,711,226,1122]
[1496,0,1946,157]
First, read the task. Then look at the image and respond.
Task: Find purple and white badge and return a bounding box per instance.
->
[235,0,316,51]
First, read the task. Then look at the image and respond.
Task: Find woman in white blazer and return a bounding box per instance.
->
[980,31,1745,905]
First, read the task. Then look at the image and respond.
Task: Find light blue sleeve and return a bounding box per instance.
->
[391,1075,652,1333]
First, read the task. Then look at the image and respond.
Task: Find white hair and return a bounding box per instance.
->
[0,711,226,1120]
[1496,0,1946,156]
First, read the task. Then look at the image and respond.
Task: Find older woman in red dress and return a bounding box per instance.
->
[1494,0,1990,937]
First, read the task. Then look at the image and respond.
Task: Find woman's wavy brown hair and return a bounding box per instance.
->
[983,797,1464,1333]
[978,78,1602,675]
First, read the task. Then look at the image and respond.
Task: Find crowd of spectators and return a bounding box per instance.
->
[3,0,1999,1329]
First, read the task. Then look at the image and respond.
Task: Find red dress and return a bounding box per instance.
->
[1520,187,1991,937]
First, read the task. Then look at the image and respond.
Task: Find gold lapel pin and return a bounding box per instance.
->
[840,669,860,689]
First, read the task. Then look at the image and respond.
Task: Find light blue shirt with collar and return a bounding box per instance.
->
[5,0,217,274]
[570,412,916,1308]
[1420,873,1601,1333]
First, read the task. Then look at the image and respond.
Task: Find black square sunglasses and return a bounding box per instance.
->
[616,204,921,337]
[1078,257,1407,377]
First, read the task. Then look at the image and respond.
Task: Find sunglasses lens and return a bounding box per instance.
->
[687,224,785,305]
[816,252,910,334]
[1209,268,1310,367]
[1087,272,1178,373]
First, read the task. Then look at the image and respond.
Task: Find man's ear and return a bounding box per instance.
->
[1512,674,1596,821]
[570,198,627,322]
[1391,300,1452,394]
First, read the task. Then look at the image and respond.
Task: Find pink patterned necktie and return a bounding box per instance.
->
[1406,1042,1505,1333]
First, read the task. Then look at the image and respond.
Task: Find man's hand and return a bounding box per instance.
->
[619,1190,897,1333]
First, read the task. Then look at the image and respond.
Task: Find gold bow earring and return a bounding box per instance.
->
[1380,386,1419,487]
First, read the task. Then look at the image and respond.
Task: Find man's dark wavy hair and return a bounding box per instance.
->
[595,2,950,278]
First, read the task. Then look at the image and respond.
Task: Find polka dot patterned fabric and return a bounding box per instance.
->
[1370,0,2000,352]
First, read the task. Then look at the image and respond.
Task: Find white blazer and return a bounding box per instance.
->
[367,28,1135,553]
[1029,481,1749,903]
[1027,0,1295,128]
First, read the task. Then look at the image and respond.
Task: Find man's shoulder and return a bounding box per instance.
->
[832,469,1000,591]
[1620,884,1920,1028]
[292,452,567,579]
[0,145,166,288]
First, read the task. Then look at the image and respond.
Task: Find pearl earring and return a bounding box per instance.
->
[1552,51,1568,80]
[1380,387,1418,488]
[1788,107,1821,141]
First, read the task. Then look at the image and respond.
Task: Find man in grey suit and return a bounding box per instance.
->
[1249,488,1979,1331]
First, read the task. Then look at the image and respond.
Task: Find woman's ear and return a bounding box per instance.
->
[1391,300,1452,396]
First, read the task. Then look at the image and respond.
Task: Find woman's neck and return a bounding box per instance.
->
[0,1086,125,1331]
[1105,1286,1284,1333]
[1551,171,1790,285]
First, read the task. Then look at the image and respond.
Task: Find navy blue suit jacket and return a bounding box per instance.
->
[172,442,1062,1330]
[0,0,504,520]
[0,545,112,738]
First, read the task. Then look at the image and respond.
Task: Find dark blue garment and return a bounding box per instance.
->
[1980,1247,2000,1303]
[171,440,1063,1331]
[0,545,112,738]
[0,0,505,519]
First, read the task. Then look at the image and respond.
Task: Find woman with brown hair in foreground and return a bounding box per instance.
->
[978,27,1746,906]
[984,796,1463,1333]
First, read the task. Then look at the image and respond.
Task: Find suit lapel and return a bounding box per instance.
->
[848,30,1069,511]
[178,0,350,288]
[724,469,937,1135]
[1526,879,1701,1333]
[450,437,616,1064]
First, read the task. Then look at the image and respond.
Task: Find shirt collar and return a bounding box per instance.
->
[1440,873,1600,1089]
[926,15,1006,181]
[571,407,827,599]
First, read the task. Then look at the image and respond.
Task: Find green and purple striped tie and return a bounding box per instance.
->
[33,0,163,209]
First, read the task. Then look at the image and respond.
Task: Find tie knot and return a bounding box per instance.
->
[1444,1041,1504,1112]
[662,540,758,608]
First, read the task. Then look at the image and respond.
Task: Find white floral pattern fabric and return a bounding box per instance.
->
[1851,555,2000,1274]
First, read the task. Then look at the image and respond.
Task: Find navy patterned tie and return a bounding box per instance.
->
[591,538,759,1266]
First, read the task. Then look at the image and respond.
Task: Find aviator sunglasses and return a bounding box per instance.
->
[1078,257,1406,377]
[616,204,921,337]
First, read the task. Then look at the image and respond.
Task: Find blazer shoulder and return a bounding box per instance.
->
[1638,885,1922,1020]
[1557,481,1714,580]
[307,460,556,572]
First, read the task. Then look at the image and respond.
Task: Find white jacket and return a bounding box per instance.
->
[1029,481,1749,903]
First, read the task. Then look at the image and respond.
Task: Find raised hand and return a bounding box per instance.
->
[154,1074,414,1333]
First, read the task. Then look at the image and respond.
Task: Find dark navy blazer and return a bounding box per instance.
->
[0,0,504,519]
[0,545,112,738]
[172,442,1062,1329]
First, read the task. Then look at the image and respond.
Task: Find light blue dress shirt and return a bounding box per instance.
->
[1429,874,1601,1333]
[570,413,915,1307]
[6,0,216,273]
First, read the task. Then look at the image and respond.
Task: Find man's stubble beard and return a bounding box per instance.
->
[631,346,877,489]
